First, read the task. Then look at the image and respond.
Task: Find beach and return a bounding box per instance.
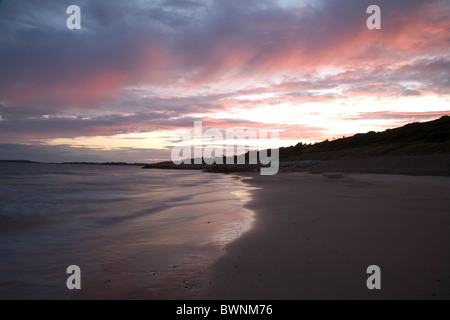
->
[2,0,450,303]
[1,162,449,300]
[201,171,450,299]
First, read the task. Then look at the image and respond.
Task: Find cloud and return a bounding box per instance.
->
[0,0,449,161]
[1,0,448,105]
[0,0,173,106]
[0,101,277,142]
[341,111,450,122]
[402,89,422,97]
[0,143,168,163]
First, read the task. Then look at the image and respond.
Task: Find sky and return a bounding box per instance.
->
[0,0,449,162]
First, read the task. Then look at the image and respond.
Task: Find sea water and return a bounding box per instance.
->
[0,163,253,299]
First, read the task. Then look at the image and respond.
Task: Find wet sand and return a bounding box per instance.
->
[69,173,255,300]
[201,172,450,299]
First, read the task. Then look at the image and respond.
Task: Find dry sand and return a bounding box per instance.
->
[201,172,450,299]
[312,155,450,176]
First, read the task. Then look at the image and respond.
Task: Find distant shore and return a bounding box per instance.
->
[0,160,148,166]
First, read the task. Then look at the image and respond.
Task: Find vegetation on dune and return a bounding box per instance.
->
[278,116,450,161]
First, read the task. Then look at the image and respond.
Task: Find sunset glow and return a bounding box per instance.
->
[1,0,449,162]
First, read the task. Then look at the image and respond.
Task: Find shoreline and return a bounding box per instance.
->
[69,171,255,300]
[142,155,450,177]
[3,162,448,299]
[200,170,450,299]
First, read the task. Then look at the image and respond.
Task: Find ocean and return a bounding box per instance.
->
[0,163,253,299]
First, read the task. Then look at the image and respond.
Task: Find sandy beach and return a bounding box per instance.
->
[3,163,448,300]
[201,171,450,299]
